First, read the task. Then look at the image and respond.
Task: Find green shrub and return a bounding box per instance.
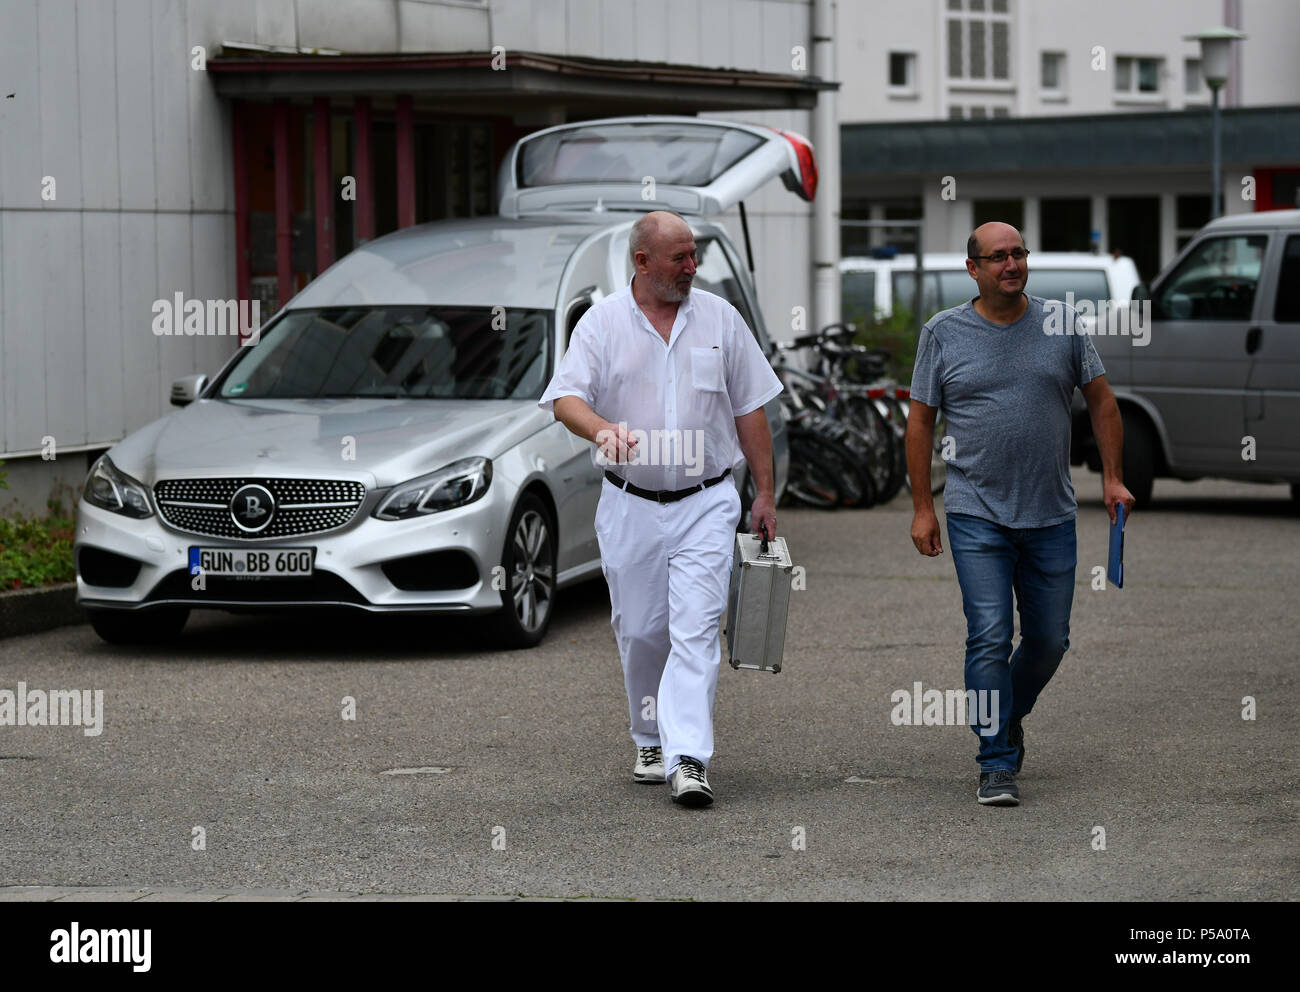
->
[842,304,923,383]
[0,489,77,590]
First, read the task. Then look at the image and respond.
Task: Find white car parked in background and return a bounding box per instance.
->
[841,250,1140,325]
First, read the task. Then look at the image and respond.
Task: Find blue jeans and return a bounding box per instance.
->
[945,513,1077,772]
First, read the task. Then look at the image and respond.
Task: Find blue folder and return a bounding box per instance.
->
[1108,504,1125,589]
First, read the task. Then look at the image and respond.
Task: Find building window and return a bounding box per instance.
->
[1115,56,1162,96]
[1040,198,1092,253]
[889,52,918,94]
[947,0,1013,82]
[1185,58,1204,96]
[973,198,1024,232]
[948,105,965,119]
[1175,194,1211,252]
[1041,51,1065,93]
[991,106,1010,118]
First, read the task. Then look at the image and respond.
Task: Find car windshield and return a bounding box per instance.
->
[215,306,551,400]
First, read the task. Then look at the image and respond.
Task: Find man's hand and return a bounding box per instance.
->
[1104,478,1135,525]
[749,491,777,540]
[593,421,639,465]
[911,507,943,556]
[1080,376,1133,524]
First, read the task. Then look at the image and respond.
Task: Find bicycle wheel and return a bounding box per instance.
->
[842,395,901,503]
[785,431,844,509]
[876,396,910,503]
[793,427,876,509]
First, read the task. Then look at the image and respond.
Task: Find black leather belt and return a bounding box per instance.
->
[604,468,731,503]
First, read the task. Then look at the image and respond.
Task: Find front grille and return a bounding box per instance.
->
[154,478,366,539]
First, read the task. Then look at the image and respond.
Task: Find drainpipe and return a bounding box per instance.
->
[811,0,840,335]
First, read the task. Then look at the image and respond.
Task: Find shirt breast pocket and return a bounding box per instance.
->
[690,347,725,392]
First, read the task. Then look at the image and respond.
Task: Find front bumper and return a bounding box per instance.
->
[75,483,512,615]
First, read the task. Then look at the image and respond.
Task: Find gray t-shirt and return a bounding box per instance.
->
[909,294,1105,528]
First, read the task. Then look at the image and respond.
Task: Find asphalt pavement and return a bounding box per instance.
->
[1,469,1296,901]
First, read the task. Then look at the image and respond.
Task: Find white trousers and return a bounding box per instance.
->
[595,475,741,778]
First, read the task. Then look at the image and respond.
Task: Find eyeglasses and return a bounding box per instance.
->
[970,248,1030,264]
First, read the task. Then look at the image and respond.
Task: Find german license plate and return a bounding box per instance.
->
[188,547,315,578]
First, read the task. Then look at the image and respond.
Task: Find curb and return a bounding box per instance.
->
[0,583,84,640]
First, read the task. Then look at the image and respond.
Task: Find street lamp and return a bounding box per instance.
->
[1185,27,1247,220]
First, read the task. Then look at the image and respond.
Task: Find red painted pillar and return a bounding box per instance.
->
[232,100,252,339]
[354,97,374,244]
[313,97,334,274]
[396,94,415,229]
[273,98,292,310]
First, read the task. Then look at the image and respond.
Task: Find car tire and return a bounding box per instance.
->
[495,493,556,649]
[1122,411,1156,508]
[86,606,190,645]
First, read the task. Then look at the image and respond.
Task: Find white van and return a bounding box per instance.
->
[841,251,1140,325]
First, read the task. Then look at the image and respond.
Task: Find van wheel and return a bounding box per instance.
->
[86,607,189,645]
[1122,412,1156,508]
[495,494,556,649]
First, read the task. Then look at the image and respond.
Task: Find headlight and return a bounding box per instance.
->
[373,457,493,520]
[83,455,154,518]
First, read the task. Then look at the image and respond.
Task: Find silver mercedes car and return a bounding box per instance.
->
[75,117,809,647]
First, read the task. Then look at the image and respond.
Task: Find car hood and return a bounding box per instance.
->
[107,397,551,489]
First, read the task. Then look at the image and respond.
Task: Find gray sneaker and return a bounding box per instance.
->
[633,746,665,784]
[978,770,1020,806]
[669,756,714,807]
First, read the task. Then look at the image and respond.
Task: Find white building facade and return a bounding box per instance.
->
[837,0,1300,283]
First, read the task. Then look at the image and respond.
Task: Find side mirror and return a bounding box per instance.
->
[1131,282,1150,302]
[170,374,209,407]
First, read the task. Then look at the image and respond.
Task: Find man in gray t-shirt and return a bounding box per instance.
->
[906,222,1135,807]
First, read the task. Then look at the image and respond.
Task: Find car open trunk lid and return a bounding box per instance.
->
[497,115,817,218]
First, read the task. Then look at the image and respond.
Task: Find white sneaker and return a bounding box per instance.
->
[633,746,665,784]
[669,756,714,807]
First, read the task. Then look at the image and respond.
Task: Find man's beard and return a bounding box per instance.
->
[651,271,691,303]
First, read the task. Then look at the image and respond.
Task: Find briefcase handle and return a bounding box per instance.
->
[759,522,770,556]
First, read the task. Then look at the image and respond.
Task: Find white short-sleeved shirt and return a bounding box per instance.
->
[539,278,783,491]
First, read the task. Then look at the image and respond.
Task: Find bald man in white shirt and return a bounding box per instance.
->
[540,211,781,807]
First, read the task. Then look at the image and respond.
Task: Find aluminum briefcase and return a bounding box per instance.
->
[724,527,794,673]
